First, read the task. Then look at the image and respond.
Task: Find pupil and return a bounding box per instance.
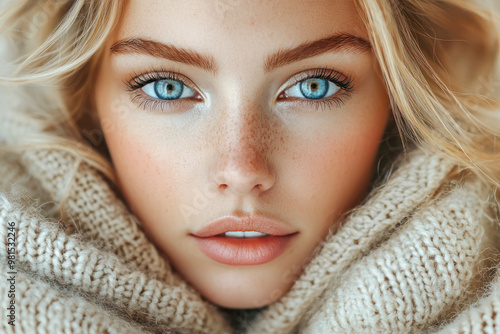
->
[299,78,328,99]
[154,80,183,100]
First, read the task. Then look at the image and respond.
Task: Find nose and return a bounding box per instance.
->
[211,106,275,197]
[215,146,275,196]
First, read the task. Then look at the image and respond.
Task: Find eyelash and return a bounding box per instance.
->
[123,67,197,112]
[123,66,355,112]
[283,67,354,111]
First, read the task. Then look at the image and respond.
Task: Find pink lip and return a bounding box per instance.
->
[190,214,299,265]
[191,214,297,237]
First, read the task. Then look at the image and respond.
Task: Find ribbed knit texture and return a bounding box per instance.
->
[2,87,500,333]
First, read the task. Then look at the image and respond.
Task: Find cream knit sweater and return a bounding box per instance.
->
[2,91,500,333]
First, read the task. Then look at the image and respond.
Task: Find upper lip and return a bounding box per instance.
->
[191,213,298,237]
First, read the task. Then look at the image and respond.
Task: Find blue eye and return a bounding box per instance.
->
[142,79,197,100]
[124,67,354,113]
[285,78,340,100]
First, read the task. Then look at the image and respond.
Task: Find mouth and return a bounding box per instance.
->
[190,213,299,265]
[191,214,297,238]
[213,231,272,238]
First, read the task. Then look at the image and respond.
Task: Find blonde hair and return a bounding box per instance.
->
[1,0,500,213]
[355,0,500,188]
[0,0,122,184]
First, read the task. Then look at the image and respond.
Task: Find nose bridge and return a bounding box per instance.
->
[227,103,264,153]
[211,100,275,195]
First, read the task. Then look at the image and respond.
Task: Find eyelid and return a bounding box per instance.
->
[123,68,204,112]
[129,89,198,112]
[123,65,202,95]
[278,67,353,97]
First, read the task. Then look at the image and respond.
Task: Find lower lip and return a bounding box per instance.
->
[192,233,298,265]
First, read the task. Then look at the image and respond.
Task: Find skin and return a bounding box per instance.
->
[92,0,392,309]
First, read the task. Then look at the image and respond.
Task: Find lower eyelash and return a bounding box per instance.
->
[300,90,353,112]
[129,91,193,112]
[303,97,341,111]
[130,89,351,113]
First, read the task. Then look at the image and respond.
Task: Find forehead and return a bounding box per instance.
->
[112,0,368,53]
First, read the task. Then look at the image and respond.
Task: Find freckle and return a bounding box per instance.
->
[201,101,292,160]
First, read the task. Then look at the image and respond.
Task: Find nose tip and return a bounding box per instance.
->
[210,101,277,197]
[213,149,275,196]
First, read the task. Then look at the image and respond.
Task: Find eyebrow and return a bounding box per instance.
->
[109,33,371,75]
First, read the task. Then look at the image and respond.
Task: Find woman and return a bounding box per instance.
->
[1,0,500,333]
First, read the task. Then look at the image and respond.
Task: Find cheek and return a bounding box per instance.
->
[94,76,191,228]
[100,119,188,231]
[108,136,153,204]
[291,105,390,229]
[301,130,380,201]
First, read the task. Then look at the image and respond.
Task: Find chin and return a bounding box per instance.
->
[194,272,293,309]
[164,240,301,309]
[206,289,281,309]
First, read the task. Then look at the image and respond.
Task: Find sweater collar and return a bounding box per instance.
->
[2,144,493,333]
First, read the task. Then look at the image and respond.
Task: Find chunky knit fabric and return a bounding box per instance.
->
[2,88,500,333]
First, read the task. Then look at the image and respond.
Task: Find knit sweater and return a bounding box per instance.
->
[2,90,500,334]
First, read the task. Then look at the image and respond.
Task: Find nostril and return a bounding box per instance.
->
[211,152,275,196]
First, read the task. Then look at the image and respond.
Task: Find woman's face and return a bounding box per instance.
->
[93,0,391,309]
